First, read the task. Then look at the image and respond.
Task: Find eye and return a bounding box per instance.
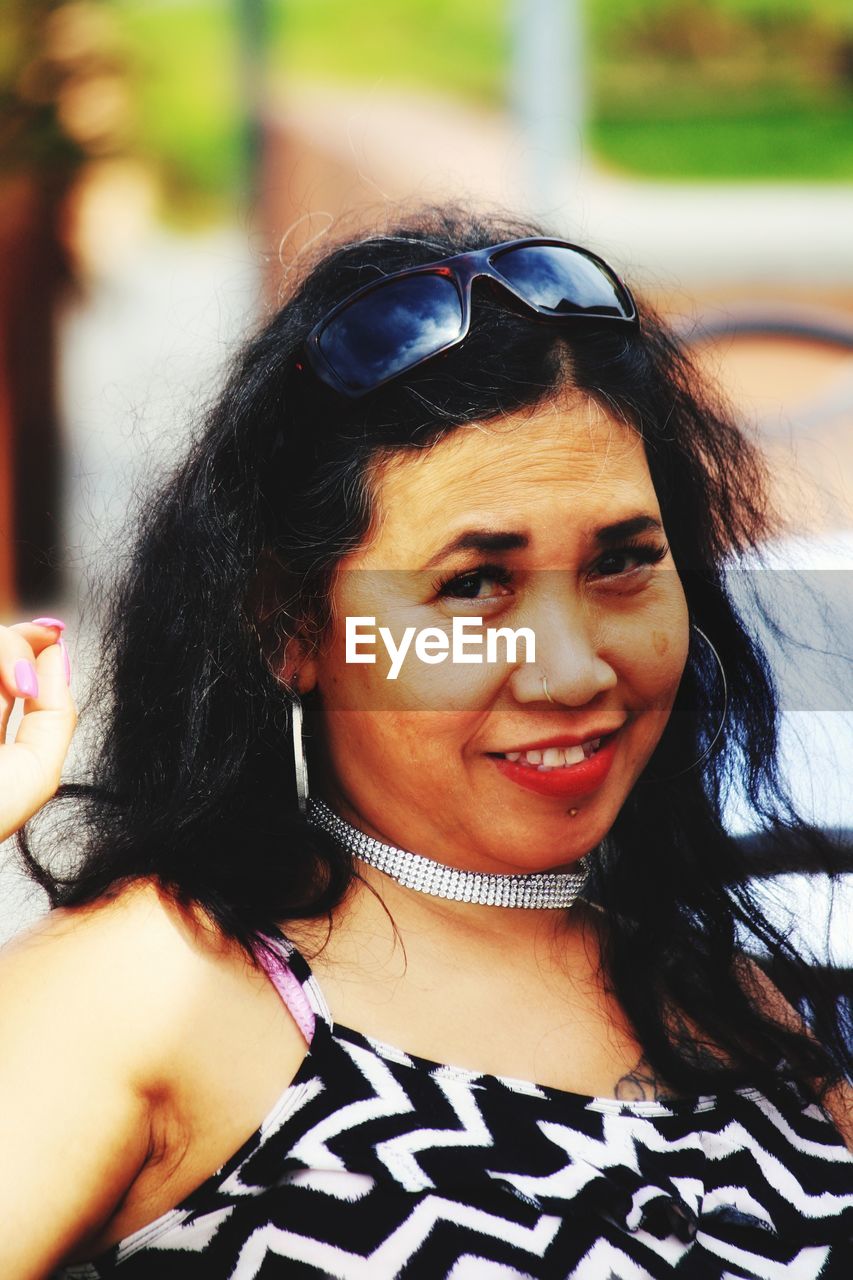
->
[591,541,669,582]
[433,562,513,600]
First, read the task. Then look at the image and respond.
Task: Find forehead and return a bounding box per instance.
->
[355,397,658,568]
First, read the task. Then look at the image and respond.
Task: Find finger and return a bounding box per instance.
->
[23,637,76,726]
[0,621,68,740]
[0,642,78,841]
[0,626,40,744]
[7,619,67,658]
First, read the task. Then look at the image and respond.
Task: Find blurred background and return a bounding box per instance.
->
[1,0,851,964]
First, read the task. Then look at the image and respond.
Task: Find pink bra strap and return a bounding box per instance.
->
[253,939,316,1044]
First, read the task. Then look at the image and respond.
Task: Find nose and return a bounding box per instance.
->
[508,588,618,707]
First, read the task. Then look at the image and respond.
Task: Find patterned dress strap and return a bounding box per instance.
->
[251,933,315,1042]
[252,930,334,1040]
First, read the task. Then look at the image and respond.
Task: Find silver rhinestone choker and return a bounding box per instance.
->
[307,797,590,909]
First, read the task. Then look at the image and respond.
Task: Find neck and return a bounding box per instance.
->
[284,850,601,986]
[356,857,595,945]
[306,796,593,914]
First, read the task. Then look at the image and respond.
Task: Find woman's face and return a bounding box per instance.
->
[293,395,690,873]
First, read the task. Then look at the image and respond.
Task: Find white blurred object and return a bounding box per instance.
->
[509,0,585,215]
[725,529,853,966]
[723,527,853,834]
[748,874,853,967]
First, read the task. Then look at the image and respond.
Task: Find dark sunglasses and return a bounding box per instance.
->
[300,237,639,399]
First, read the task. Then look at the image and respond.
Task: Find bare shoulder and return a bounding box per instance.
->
[2,873,206,964]
[0,880,309,1271]
[0,880,195,1273]
[4,881,206,1067]
[736,954,853,1153]
[733,954,803,1028]
[0,877,279,1102]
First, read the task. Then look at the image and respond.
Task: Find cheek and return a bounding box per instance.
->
[322,708,477,775]
[333,635,507,714]
[648,625,690,692]
[611,598,690,706]
[403,662,507,715]
[652,630,670,658]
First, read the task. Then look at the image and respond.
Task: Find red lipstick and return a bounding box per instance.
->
[494,726,625,754]
[488,729,621,799]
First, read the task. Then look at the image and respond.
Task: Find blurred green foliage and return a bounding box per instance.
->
[5,0,852,219]
[588,0,853,178]
[271,0,507,104]
[117,2,242,216]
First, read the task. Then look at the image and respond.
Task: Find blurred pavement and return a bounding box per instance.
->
[262,81,853,289]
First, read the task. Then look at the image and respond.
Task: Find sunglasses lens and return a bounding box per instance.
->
[492,245,634,319]
[317,274,464,393]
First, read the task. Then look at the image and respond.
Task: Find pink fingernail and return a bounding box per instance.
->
[31,616,66,631]
[14,660,39,699]
[58,637,72,686]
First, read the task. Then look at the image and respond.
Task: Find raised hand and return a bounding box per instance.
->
[0,619,77,843]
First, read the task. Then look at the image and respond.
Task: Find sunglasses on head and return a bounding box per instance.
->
[300,237,639,399]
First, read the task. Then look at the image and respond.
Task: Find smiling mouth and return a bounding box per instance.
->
[488,733,617,771]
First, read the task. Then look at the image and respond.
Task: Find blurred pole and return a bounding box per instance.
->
[0,0,85,610]
[509,0,585,219]
[235,0,268,205]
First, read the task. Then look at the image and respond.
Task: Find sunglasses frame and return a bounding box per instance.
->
[302,237,639,398]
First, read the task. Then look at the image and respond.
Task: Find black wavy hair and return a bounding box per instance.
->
[17,205,852,1107]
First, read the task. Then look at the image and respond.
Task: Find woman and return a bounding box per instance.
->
[2,209,852,1278]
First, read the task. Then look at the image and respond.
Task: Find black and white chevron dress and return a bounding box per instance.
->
[59,929,853,1280]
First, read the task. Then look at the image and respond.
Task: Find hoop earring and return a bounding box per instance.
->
[648,623,729,782]
[289,693,309,814]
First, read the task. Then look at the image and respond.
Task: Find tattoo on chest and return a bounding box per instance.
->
[614,1057,678,1101]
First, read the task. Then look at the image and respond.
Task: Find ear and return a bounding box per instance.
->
[246,550,319,695]
[281,636,319,696]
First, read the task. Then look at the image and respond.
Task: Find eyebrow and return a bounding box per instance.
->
[422,514,664,569]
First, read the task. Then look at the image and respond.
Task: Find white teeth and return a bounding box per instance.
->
[499,738,606,768]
